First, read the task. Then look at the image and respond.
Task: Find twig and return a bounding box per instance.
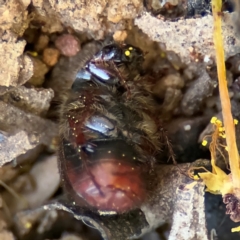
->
[212,0,240,198]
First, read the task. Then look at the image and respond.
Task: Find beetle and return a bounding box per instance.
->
[58,42,164,214]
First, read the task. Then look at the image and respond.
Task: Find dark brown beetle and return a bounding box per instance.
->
[58,43,165,214]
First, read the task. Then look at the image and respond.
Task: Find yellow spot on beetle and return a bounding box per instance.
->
[128,47,133,50]
[234,119,238,125]
[125,50,131,56]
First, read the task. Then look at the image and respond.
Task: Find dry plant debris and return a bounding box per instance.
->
[211,1,240,194]
[189,0,240,234]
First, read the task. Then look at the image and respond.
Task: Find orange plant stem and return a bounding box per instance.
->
[212,0,240,197]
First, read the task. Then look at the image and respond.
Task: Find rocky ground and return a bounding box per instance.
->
[1,0,240,240]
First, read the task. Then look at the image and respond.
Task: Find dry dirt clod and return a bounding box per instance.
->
[4,155,60,209]
[166,50,184,70]
[55,34,81,57]
[182,63,198,82]
[168,174,208,240]
[161,87,182,119]
[0,30,33,87]
[35,34,50,52]
[0,86,54,116]
[0,101,58,166]
[0,131,37,167]
[153,73,185,98]
[113,30,128,42]
[181,68,217,116]
[135,12,240,63]
[106,0,143,23]
[28,57,49,87]
[0,230,15,240]
[0,0,30,35]
[43,48,60,67]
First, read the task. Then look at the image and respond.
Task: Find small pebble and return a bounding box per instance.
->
[43,48,60,67]
[161,88,182,119]
[113,30,127,42]
[55,34,80,57]
[184,124,191,131]
[181,69,216,116]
